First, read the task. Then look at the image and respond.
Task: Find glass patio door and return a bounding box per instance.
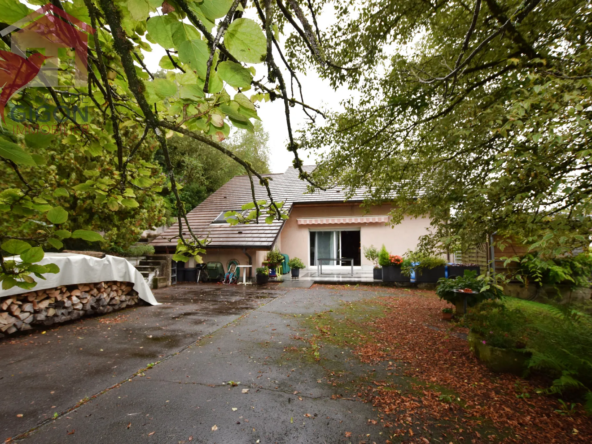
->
[315,231,337,266]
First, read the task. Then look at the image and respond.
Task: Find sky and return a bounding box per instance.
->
[140,5,347,174]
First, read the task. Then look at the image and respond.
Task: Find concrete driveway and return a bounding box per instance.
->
[1,284,388,443]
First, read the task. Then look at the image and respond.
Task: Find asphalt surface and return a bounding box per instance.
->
[1,284,388,443]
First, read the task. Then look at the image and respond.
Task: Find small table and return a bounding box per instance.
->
[237,265,252,285]
[452,289,479,314]
[317,258,354,276]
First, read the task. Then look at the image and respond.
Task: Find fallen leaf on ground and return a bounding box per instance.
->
[345,431,352,437]
[211,425,218,431]
[242,389,249,394]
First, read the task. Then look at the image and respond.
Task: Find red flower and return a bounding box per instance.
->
[389,255,403,265]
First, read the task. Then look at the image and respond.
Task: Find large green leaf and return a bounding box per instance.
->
[146,15,175,49]
[171,23,202,48]
[234,92,256,111]
[47,238,64,250]
[46,206,68,224]
[220,103,248,122]
[20,247,44,264]
[224,18,267,64]
[198,0,234,20]
[0,138,37,166]
[72,230,104,243]
[178,39,209,78]
[180,84,205,100]
[153,79,177,99]
[25,133,54,149]
[128,0,150,21]
[217,61,253,88]
[1,239,31,255]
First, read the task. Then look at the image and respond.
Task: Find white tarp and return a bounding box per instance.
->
[0,253,159,305]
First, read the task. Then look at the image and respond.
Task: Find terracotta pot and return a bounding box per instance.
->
[441,312,454,320]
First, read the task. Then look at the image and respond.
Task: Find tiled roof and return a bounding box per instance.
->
[150,165,368,249]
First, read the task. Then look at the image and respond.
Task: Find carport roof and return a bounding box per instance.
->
[150,166,368,249]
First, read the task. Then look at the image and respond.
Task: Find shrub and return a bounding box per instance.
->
[464,300,529,349]
[125,244,155,257]
[264,248,284,266]
[378,245,390,267]
[442,307,453,314]
[436,271,503,306]
[288,257,305,269]
[363,245,379,267]
[517,252,592,291]
[402,250,447,276]
[256,267,269,275]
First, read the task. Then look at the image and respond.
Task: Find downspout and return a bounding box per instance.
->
[243,248,252,279]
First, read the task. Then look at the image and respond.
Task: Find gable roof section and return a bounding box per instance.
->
[150,165,368,249]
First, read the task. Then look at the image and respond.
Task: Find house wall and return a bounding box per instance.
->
[278,204,432,268]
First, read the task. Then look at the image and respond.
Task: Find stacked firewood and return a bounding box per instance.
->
[0,281,139,336]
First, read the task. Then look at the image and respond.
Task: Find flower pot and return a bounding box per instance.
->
[373,268,382,280]
[291,268,300,278]
[256,274,269,285]
[382,265,409,282]
[414,266,446,283]
[442,312,454,321]
[448,265,480,278]
[468,332,531,376]
[269,268,277,278]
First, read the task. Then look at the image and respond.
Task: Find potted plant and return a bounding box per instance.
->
[464,300,531,375]
[380,246,410,282]
[442,307,454,320]
[436,270,503,314]
[448,263,481,278]
[256,267,269,285]
[403,251,447,283]
[264,248,285,278]
[288,257,305,278]
[363,245,382,280]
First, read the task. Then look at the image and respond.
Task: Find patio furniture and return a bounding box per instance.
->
[452,289,480,314]
[237,265,252,285]
[317,257,354,276]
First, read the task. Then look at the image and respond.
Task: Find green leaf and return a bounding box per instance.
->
[128,0,150,21]
[229,116,254,132]
[153,79,177,99]
[54,230,72,240]
[159,55,177,70]
[180,84,205,100]
[72,230,104,243]
[47,238,64,250]
[225,18,267,64]
[171,23,202,48]
[44,263,60,274]
[1,239,31,255]
[20,246,44,264]
[0,138,37,166]
[198,0,234,20]
[15,280,37,290]
[25,133,54,149]
[220,103,248,122]
[46,206,68,224]
[172,253,190,263]
[147,15,175,49]
[0,0,30,24]
[2,276,17,290]
[218,61,253,88]
[121,198,140,208]
[178,39,209,78]
[53,188,69,198]
[234,93,256,110]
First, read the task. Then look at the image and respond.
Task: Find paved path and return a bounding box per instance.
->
[1,285,386,443]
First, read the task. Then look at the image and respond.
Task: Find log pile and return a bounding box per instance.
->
[0,281,139,336]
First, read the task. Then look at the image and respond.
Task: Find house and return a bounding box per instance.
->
[150,166,432,279]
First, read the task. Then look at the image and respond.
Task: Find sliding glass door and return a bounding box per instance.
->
[309,230,361,266]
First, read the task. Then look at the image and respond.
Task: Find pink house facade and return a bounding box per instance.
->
[150,166,432,278]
